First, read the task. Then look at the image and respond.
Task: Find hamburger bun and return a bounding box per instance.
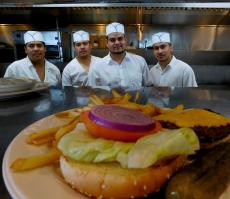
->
[60,155,186,199]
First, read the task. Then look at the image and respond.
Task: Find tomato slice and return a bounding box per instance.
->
[80,111,162,142]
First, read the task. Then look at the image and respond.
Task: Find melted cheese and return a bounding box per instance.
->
[154,109,230,127]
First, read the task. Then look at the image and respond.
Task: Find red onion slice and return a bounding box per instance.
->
[89,105,155,131]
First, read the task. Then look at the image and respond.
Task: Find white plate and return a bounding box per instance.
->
[0,78,36,93]
[2,114,88,199]
[0,82,49,100]
[3,112,230,199]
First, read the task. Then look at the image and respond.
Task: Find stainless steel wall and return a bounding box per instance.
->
[1,4,230,65]
[1,24,230,64]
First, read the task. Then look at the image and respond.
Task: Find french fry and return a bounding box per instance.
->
[101,96,122,104]
[55,111,76,118]
[118,93,132,103]
[27,115,79,145]
[54,116,80,143]
[10,148,61,171]
[112,89,121,98]
[175,104,184,111]
[82,106,92,111]
[161,104,184,114]
[115,102,140,110]
[90,95,104,105]
[27,126,61,144]
[55,111,69,117]
[72,108,84,113]
[29,135,54,145]
[139,103,157,116]
[133,91,140,103]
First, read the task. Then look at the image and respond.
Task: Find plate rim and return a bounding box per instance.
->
[0,82,49,99]
[2,114,87,199]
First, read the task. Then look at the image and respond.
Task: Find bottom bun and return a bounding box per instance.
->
[60,156,186,199]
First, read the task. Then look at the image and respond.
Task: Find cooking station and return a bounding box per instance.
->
[1,1,230,87]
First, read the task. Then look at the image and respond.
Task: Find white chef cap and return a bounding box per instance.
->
[152,32,171,46]
[73,30,89,43]
[106,22,125,36]
[24,31,44,44]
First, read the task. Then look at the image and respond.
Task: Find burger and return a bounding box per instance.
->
[57,105,200,199]
[154,108,230,147]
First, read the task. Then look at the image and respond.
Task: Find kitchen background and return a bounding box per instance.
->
[0,1,230,85]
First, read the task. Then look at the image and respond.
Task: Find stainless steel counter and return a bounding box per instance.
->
[1,86,230,199]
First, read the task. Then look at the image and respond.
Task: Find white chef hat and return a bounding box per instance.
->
[106,22,125,36]
[24,31,44,44]
[152,32,171,46]
[73,30,89,43]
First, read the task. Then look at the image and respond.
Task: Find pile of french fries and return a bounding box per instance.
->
[11,89,183,172]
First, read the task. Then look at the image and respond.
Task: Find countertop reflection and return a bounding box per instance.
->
[1,85,230,199]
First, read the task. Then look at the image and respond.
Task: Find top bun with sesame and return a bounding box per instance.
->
[60,155,186,199]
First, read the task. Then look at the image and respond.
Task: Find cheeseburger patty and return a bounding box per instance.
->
[158,121,230,143]
[154,108,230,144]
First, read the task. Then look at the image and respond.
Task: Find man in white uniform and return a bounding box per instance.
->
[87,22,152,88]
[4,31,61,86]
[150,32,197,87]
[62,30,101,87]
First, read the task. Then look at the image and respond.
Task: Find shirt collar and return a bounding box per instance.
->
[26,56,48,69]
[25,56,34,69]
[168,56,177,68]
[156,55,176,70]
[105,51,129,65]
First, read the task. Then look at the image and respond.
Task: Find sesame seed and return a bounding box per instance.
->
[97,195,103,199]
[133,180,137,186]
[101,184,106,189]
[130,195,135,198]
[143,185,147,190]
[84,192,91,197]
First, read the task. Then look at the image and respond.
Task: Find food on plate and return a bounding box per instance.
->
[154,108,230,145]
[10,115,80,171]
[60,155,185,199]
[11,148,61,171]
[10,91,206,198]
[81,105,162,142]
[165,142,230,199]
[57,105,200,199]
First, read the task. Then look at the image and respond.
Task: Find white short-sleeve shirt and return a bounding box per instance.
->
[4,56,61,86]
[87,52,152,88]
[62,56,101,87]
[150,56,198,87]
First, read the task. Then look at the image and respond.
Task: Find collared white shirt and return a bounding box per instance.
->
[87,52,152,88]
[62,56,101,87]
[150,56,198,87]
[4,56,61,86]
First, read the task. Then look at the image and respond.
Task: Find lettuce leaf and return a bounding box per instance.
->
[58,127,199,168]
[126,128,200,168]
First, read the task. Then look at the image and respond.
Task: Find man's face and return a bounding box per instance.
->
[106,32,127,54]
[74,41,92,58]
[153,42,173,62]
[25,41,46,63]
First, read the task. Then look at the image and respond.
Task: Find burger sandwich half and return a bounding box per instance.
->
[57,105,200,199]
